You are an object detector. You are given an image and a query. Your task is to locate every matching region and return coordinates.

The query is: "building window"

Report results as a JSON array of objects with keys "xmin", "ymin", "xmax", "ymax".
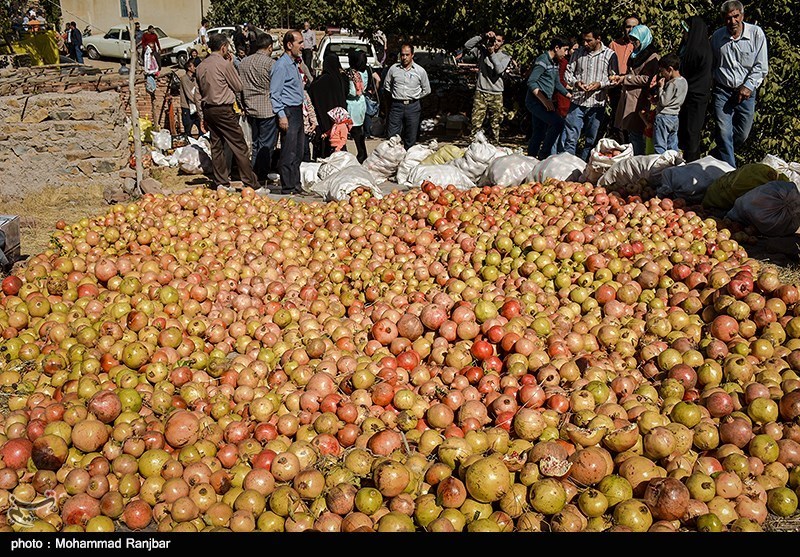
[{"xmin": 120, "ymin": 0, "xmax": 139, "ymax": 18}]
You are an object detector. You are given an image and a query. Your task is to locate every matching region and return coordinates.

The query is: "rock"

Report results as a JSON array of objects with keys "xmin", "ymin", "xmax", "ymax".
[
  {"xmin": 122, "ymin": 177, "xmax": 137, "ymax": 194},
  {"xmin": 70, "ymin": 110, "xmax": 94, "ymax": 120},
  {"xmin": 95, "ymin": 159, "xmax": 119, "ymax": 173},
  {"xmin": 103, "ymin": 183, "xmax": 131, "ymax": 204},
  {"xmin": 22, "ymin": 107, "xmax": 49, "ymax": 123},
  {"xmin": 77, "ymin": 160, "xmax": 94, "ymax": 175},
  {"xmin": 119, "ymin": 168, "xmax": 137, "ymax": 179},
  {"xmin": 11, "ymin": 145, "xmax": 28, "ymax": 157},
  {"xmin": 65, "ymin": 150, "xmax": 92, "ymax": 161},
  {"xmin": 140, "ymin": 177, "xmax": 164, "ymax": 195},
  {"xmin": 50, "ymin": 110, "xmax": 72, "ymax": 121}
]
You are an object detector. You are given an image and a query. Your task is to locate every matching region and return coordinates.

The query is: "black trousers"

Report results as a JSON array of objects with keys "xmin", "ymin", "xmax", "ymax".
[
  {"xmin": 386, "ymin": 99, "xmax": 421, "ymax": 149},
  {"xmin": 350, "ymin": 125, "xmax": 368, "ymax": 163},
  {"xmin": 278, "ymin": 105, "xmax": 305, "ymax": 192},
  {"xmin": 302, "ymin": 48, "xmax": 313, "ymax": 70},
  {"xmin": 679, "ymin": 92, "xmax": 711, "ymax": 163}
]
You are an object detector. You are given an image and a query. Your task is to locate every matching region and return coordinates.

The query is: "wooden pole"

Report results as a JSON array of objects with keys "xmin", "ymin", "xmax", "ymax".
[{"xmin": 127, "ymin": 0, "xmax": 143, "ymax": 194}]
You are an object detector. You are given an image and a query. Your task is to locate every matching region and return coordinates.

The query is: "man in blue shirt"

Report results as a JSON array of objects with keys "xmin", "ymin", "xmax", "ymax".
[
  {"xmin": 525, "ymin": 37, "xmax": 572, "ymax": 159},
  {"xmin": 270, "ymin": 30, "xmax": 306, "ymax": 194},
  {"xmin": 710, "ymin": 0, "xmax": 769, "ymax": 167}
]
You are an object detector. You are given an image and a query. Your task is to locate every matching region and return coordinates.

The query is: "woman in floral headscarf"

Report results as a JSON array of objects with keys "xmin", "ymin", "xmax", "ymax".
[{"xmin": 609, "ymin": 24, "xmax": 660, "ymax": 155}]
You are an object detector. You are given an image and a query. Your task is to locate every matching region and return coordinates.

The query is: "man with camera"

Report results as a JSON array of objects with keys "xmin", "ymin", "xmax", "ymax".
[{"xmin": 463, "ymin": 31, "xmax": 513, "ymax": 143}]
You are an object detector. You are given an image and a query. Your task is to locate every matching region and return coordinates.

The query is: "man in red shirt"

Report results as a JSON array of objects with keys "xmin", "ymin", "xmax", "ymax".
[{"xmin": 141, "ymin": 25, "xmax": 162, "ymax": 69}]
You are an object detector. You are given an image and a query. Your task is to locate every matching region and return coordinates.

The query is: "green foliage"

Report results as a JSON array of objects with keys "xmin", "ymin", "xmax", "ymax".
[
  {"xmin": 205, "ymin": 0, "xmax": 335, "ymax": 31},
  {"xmin": 207, "ymin": 0, "xmax": 799, "ymax": 162}
]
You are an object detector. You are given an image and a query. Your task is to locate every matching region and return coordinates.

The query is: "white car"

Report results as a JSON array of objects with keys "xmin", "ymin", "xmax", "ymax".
[
  {"xmin": 311, "ymin": 34, "xmax": 379, "ymax": 77},
  {"xmin": 83, "ymin": 25, "xmax": 183, "ymax": 64},
  {"xmin": 172, "ymin": 26, "xmax": 276, "ymax": 67}
]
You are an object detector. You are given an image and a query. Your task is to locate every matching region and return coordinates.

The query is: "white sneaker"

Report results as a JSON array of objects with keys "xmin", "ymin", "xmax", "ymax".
[{"xmin": 216, "ymin": 184, "xmax": 236, "ymax": 193}]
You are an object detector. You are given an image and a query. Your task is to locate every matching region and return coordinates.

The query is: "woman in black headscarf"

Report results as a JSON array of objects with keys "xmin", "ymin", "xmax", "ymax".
[
  {"xmin": 678, "ymin": 15, "xmax": 713, "ymax": 162},
  {"xmin": 309, "ymin": 52, "xmax": 348, "ymax": 159}
]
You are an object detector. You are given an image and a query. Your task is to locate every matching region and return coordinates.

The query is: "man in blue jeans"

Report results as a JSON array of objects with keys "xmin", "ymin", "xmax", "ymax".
[
  {"xmin": 561, "ymin": 29, "xmax": 618, "ymax": 160},
  {"xmin": 383, "ymin": 44, "xmax": 431, "ymax": 149},
  {"xmin": 525, "ymin": 37, "xmax": 572, "ymax": 159},
  {"xmin": 710, "ymin": 0, "xmax": 768, "ymax": 167},
  {"xmin": 270, "ymin": 31, "xmax": 306, "ymax": 194}
]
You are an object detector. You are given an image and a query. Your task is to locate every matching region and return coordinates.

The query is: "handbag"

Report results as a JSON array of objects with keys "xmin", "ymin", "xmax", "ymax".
[
  {"xmin": 364, "ymin": 69, "xmax": 380, "ymax": 117},
  {"xmin": 365, "ymin": 95, "xmax": 379, "ymax": 117}
]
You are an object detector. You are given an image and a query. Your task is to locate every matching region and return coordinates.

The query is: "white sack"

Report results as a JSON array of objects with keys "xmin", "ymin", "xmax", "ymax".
[
  {"xmin": 318, "ymin": 151, "xmax": 360, "ymax": 181},
  {"xmin": 656, "ymin": 156, "xmax": 735, "ymax": 202},
  {"xmin": 598, "ymin": 150, "xmax": 684, "ymax": 188},
  {"xmin": 408, "ymin": 164, "xmax": 476, "ymax": 191},
  {"xmin": 726, "ymin": 181, "xmax": 800, "ymax": 237},
  {"xmin": 581, "ymin": 138, "xmax": 634, "ymax": 183},
  {"xmin": 396, "ymin": 140, "xmax": 438, "ymax": 188},
  {"xmin": 480, "ymin": 154, "xmax": 539, "ymax": 187},
  {"xmin": 363, "ymin": 135, "xmax": 407, "ymax": 181},
  {"xmin": 150, "ymin": 150, "xmax": 173, "ymax": 167},
  {"xmin": 761, "ymin": 154, "xmax": 800, "ymax": 188},
  {"xmin": 300, "ymin": 162, "xmax": 323, "ymax": 194},
  {"xmin": 451, "ymin": 131, "xmax": 499, "ymax": 183},
  {"xmin": 151, "ymin": 129, "xmax": 172, "ymax": 151},
  {"xmin": 176, "ymin": 145, "xmax": 213, "ymax": 175},
  {"xmin": 239, "ymin": 114, "xmax": 252, "ymax": 157},
  {"xmin": 310, "ymin": 165, "xmax": 384, "ymax": 201},
  {"xmin": 527, "ymin": 152, "xmax": 586, "ymax": 183}
]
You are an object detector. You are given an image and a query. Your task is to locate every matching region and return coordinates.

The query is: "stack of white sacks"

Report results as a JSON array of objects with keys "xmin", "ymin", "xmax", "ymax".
[{"xmin": 169, "ymin": 126, "xmax": 799, "ymax": 238}]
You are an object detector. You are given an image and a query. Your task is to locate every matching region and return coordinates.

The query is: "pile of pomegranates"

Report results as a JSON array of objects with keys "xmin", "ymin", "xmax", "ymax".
[{"xmin": 1, "ymin": 179, "xmax": 799, "ymax": 532}]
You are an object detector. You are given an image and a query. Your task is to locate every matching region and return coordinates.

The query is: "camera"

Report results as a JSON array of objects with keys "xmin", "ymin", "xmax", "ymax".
[{"xmin": 483, "ymin": 33, "xmax": 496, "ymax": 48}]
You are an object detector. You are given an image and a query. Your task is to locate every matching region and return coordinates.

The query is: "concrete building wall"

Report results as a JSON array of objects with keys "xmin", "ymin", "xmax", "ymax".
[{"xmin": 60, "ymin": 0, "xmax": 209, "ymax": 41}]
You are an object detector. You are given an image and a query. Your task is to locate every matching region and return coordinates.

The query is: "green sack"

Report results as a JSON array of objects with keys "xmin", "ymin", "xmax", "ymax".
[
  {"xmin": 703, "ymin": 163, "xmax": 789, "ymax": 211},
  {"xmin": 421, "ymin": 144, "xmax": 465, "ymax": 166}
]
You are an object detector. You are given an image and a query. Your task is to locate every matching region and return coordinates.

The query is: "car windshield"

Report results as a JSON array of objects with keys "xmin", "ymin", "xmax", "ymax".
[
  {"xmin": 328, "ymin": 43, "xmax": 370, "ymax": 58},
  {"xmin": 414, "ymin": 51, "xmax": 456, "ymax": 67},
  {"xmin": 154, "ymin": 27, "xmax": 167, "ymax": 39}
]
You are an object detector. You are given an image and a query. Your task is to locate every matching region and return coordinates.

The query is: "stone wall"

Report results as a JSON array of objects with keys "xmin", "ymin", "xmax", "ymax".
[
  {"xmin": 0, "ymin": 65, "xmax": 192, "ymax": 200},
  {"xmin": 0, "ymin": 91, "xmax": 128, "ymax": 198}
]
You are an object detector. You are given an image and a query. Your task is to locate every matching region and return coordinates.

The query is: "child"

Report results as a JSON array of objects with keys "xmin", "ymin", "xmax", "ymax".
[{"xmin": 653, "ymin": 53, "xmax": 687, "ymax": 154}]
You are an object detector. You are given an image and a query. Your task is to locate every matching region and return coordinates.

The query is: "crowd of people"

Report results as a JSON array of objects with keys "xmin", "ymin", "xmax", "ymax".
[
  {"xmin": 182, "ymin": 0, "xmax": 766, "ymax": 195},
  {"xmin": 189, "ymin": 25, "xmax": 429, "ymax": 195},
  {"xmin": 524, "ymin": 1, "xmax": 768, "ymax": 168},
  {"xmin": 9, "ymin": 7, "xmax": 49, "ymax": 39}
]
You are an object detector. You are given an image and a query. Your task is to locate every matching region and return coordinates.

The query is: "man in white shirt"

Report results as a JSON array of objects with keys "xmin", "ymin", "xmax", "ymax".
[
  {"xmin": 198, "ymin": 19, "xmax": 209, "ymax": 48},
  {"xmin": 710, "ymin": 0, "xmax": 768, "ymax": 167},
  {"xmin": 301, "ymin": 22, "xmax": 316, "ymax": 72},
  {"xmin": 383, "ymin": 43, "xmax": 431, "ymax": 149}
]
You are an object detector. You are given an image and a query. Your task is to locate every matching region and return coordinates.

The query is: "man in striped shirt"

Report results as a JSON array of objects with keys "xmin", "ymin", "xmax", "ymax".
[
  {"xmin": 560, "ymin": 29, "xmax": 618, "ymax": 160},
  {"xmin": 239, "ymin": 33, "xmax": 276, "ymax": 183}
]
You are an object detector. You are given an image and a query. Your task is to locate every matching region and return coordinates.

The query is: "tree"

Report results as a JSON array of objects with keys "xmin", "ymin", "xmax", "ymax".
[{"xmin": 205, "ymin": 0, "xmax": 335, "ymax": 31}]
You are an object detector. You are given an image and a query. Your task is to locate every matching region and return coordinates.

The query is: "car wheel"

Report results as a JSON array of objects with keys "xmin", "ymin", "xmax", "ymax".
[
  {"xmin": 176, "ymin": 51, "xmax": 188, "ymax": 67},
  {"xmin": 86, "ymin": 46, "xmax": 100, "ymax": 60}
]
